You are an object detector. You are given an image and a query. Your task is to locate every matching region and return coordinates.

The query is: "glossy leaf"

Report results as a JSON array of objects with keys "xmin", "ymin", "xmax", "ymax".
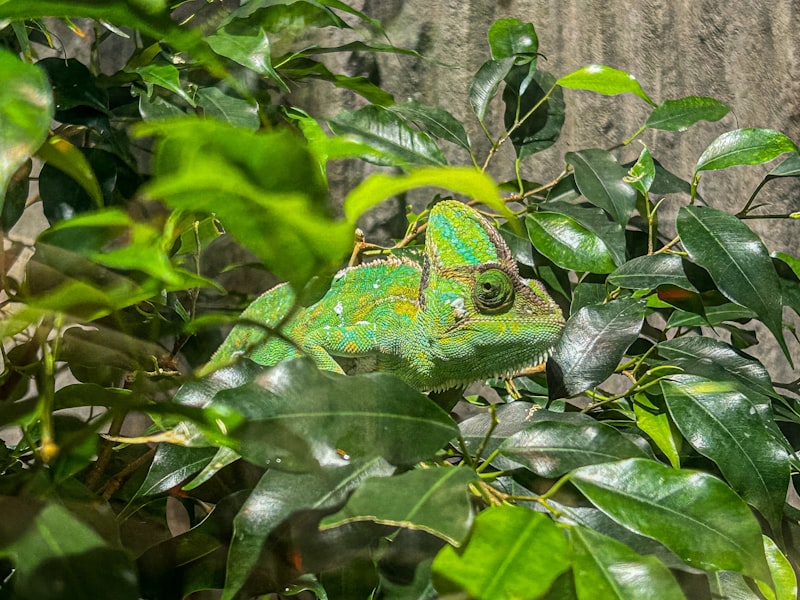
[
  {"xmin": 677, "ymin": 205, "xmax": 791, "ymax": 364},
  {"xmin": 35, "ymin": 136, "xmax": 103, "ymax": 209},
  {"xmin": 556, "ymin": 65, "xmax": 655, "ymax": 105},
  {"xmin": 760, "ymin": 535, "xmax": 798, "ymax": 600},
  {"xmin": 432, "ymin": 506, "xmax": 569, "ymax": 600},
  {"xmin": 548, "ymin": 298, "xmax": 646, "ymax": 398},
  {"xmin": 566, "ymin": 149, "xmax": 637, "ymax": 225},
  {"xmin": 665, "ymin": 302, "xmax": 756, "ymax": 328},
  {"xmin": 661, "ymin": 374, "xmax": 789, "ymax": 532},
  {"xmin": 329, "ymin": 105, "xmax": 447, "ymax": 167},
  {"xmin": 626, "ymin": 144, "xmax": 655, "ymax": 193},
  {"xmin": 503, "ymin": 67, "xmax": 565, "ymax": 157},
  {"xmin": 488, "ymin": 18, "xmax": 538, "ymax": 60},
  {"xmin": 646, "ymin": 96, "xmax": 730, "ymax": 131},
  {"xmin": 540, "ymin": 201, "xmax": 626, "ymax": 266},
  {"xmin": 469, "ymin": 57, "xmax": 515, "ymax": 123},
  {"xmin": 571, "ymin": 458, "xmax": 771, "ymax": 582},
  {"xmin": 569, "ymin": 526, "xmax": 685, "ymax": 600},
  {"xmin": 136, "ymin": 445, "xmax": 218, "ymax": 497},
  {"xmin": 391, "ymin": 99, "xmax": 471, "ymax": 150},
  {"xmin": 608, "ymin": 254, "xmax": 698, "ymax": 292},
  {"xmin": 224, "ymin": 458, "xmax": 394, "ymax": 600},
  {"xmin": 134, "ymin": 63, "xmax": 196, "ymax": 106},
  {"xmin": 205, "ymin": 28, "xmax": 288, "ymax": 90},
  {"xmin": 0, "ymin": 49, "xmax": 53, "ymax": 205},
  {"xmin": 320, "ymin": 467, "xmax": 475, "ymax": 545},
  {"xmin": 633, "ymin": 393, "xmax": 681, "ymax": 469},
  {"xmin": 695, "ymin": 128, "xmax": 798, "ymax": 172},
  {"xmin": 499, "ymin": 419, "xmax": 647, "ymax": 477},
  {"xmin": 766, "ymin": 152, "xmax": 800, "ymax": 178},
  {"xmin": 526, "ymin": 212, "xmax": 617, "ymax": 273}
]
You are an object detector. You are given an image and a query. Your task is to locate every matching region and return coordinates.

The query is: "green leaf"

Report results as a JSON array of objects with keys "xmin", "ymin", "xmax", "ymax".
[
  {"xmin": 549, "ymin": 298, "xmax": 645, "ymax": 398},
  {"xmin": 665, "ymin": 302, "xmax": 756, "ymax": 328},
  {"xmin": 556, "ymin": 65, "xmax": 655, "ymax": 105},
  {"xmin": 320, "ymin": 467, "xmax": 476, "ymax": 545},
  {"xmin": 0, "ymin": 49, "xmax": 53, "ymax": 206},
  {"xmin": 695, "ymin": 128, "xmax": 798, "ymax": 173},
  {"xmin": 35, "ymin": 135, "xmax": 103, "ymax": 209},
  {"xmin": 646, "ymin": 96, "xmax": 730, "ymax": 131},
  {"xmin": 571, "ymin": 458, "xmax": 771, "ymax": 582},
  {"xmin": 760, "ymin": 535, "xmax": 798, "ymax": 600},
  {"xmin": 660, "ymin": 374, "xmax": 790, "ymax": 533},
  {"xmin": 767, "ymin": 152, "xmax": 800, "ymax": 178},
  {"xmin": 469, "ymin": 57, "xmax": 515, "ymax": 124},
  {"xmin": 526, "ymin": 212, "xmax": 617, "ymax": 273},
  {"xmin": 569, "ymin": 525, "xmax": 685, "ymax": 600},
  {"xmin": 676, "ymin": 205, "xmax": 791, "ymax": 365},
  {"xmin": 343, "ymin": 167, "xmax": 512, "ymax": 225},
  {"xmin": 565, "ymin": 149, "xmax": 637, "ymax": 225},
  {"xmin": 223, "ymin": 457, "xmax": 393, "ymax": 600},
  {"xmin": 488, "ymin": 18, "xmax": 538, "ymax": 60},
  {"xmin": 633, "ymin": 392, "xmax": 681, "ymax": 469},
  {"xmin": 196, "ymin": 87, "xmax": 259, "ymax": 129},
  {"xmin": 432, "ymin": 506, "xmax": 569, "ymax": 600},
  {"xmin": 626, "ymin": 144, "xmax": 655, "ymax": 194},
  {"xmin": 329, "ymin": 105, "xmax": 447, "ymax": 167},
  {"xmin": 212, "ymin": 360, "xmax": 458, "ymax": 470},
  {"xmin": 134, "ymin": 63, "xmax": 196, "ymax": 106},
  {"xmin": 136, "ymin": 445, "xmax": 218, "ymax": 497},
  {"xmin": 540, "ymin": 201, "xmax": 626, "ymax": 266},
  {"xmin": 608, "ymin": 254, "xmax": 698, "ymax": 292},
  {"xmin": 503, "ymin": 67, "xmax": 565, "ymax": 158},
  {"xmin": 391, "ymin": 99, "xmax": 471, "ymax": 150},
  {"xmin": 499, "ymin": 419, "xmax": 647, "ymax": 477},
  {"xmin": 205, "ymin": 28, "xmax": 288, "ymax": 90}
]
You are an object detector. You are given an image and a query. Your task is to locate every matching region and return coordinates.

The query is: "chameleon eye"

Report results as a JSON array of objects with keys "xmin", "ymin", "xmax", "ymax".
[{"xmin": 473, "ymin": 269, "xmax": 514, "ymax": 314}]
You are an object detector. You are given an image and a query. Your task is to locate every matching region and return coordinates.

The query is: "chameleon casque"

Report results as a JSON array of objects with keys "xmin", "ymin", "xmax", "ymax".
[{"xmin": 211, "ymin": 201, "xmax": 565, "ymax": 391}]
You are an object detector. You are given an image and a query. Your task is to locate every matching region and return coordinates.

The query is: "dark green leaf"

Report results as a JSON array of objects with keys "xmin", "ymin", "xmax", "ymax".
[
  {"xmin": 136, "ymin": 445, "xmax": 218, "ymax": 497},
  {"xmin": 526, "ymin": 212, "xmax": 618, "ymax": 273},
  {"xmin": 540, "ymin": 201, "xmax": 626, "ymax": 266},
  {"xmin": 548, "ymin": 298, "xmax": 646, "ymax": 397},
  {"xmin": 35, "ymin": 136, "xmax": 104, "ymax": 209},
  {"xmin": 320, "ymin": 467, "xmax": 475, "ymax": 545},
  {"xmin": 500, "ymin": 419, "xmax": 647, "ymax": 477},
  {"xmin": 695, "ymin": 128, "xmax": 798, "ymax": 172},
  {"xmin": 676, "ymin": 205, "xmax": 791, "ymax": 364},
  {"xmin": 566, "ymin": 149, "xmax": 637, "ymax": 225},
  {"xmin": 391, "ymin": 99, "xmax": 471, "ymax": 150},
  {"xmin": 767, "ymin": 152, "xmax": 800, "ymax": 178},
  {"xmin": 329, "ymin": 105, "xmax": 447, "ymax": 167},
  {"xmin": 570, "ymin": 526, "xmax": 685, "ymax": 600},
  {"xmin": 646, "ymin": 96, "xmax": 730, "ymax": 131},
  {"xmin": 608, "ymin": 254, "xmax": 698, "ymax": 292},
  {"xmin": 503, "ymin": 67, "xmax": 564, "ymax": 157},
  {"xmin": 432, "ymin": 506, "xmax": 569, "ymax": 600},
  {"xmin": 488, "ymin": 18, "xmax": 538, "ymax": 60},
  {"xmin": 37, "ymin": 56, "xmax": 107, "ymax": 113},
  {"xmin": 556, "ymin": 65, "xmax": 655, "ymax": 105},
  {"xmin": 571, "ymin": 458, "xmax": 771, "ymax": 582},
  {"xmin": 278, "ymin": 57, "xmax": 395, "ymax": 105},
  {"xmin": 0, "ymin": 49, "xmax": 53, "ymax": 205},
  {"xmin": 661, "ymin": 374, "xmax": 789, "ymax": 532},
  {"xmin": 224, "ymin": 457, "xmax": 393, "ymax": 600},
  {"xmin": 469, "ymin": 57, "xmax": 514, "ymax": 124},
  {"xmin": 665, "ymin": 302, "xmax": 756, "ymax": 328}
]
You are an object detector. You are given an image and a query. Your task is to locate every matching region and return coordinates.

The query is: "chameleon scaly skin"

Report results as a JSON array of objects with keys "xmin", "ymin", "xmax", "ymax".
[{"xmin": 210, "ymin": 201, "xmax": 565, "ymax": 391}]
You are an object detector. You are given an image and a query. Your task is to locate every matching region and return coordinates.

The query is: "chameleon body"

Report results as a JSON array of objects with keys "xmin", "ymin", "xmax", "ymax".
[{"xmin": 211, "ymin": 201, "xmax": 565, "ymax": 391}]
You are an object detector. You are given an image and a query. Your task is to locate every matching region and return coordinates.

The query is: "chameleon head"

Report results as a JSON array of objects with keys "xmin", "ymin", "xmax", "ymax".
[{"xmin": 412, "ymin": 201, "xmax": 565, "ymax": 390}]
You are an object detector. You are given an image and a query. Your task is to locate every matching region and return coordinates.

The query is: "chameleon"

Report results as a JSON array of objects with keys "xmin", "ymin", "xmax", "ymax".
[{"xmin": 210, "ymin": 200, "xmax": 565, "ymax": 391}]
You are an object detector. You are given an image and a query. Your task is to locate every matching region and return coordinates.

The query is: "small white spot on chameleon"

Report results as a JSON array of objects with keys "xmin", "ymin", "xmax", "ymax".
[
  {"xmin": 324, "ymin": 325, "xmax": 331, "ymax": 330},
  {"xmin": 373, "ymin": 282, "xmax": 380, "ymax": 289},
  {"xmin": 355, "ymin": 320, "xmax": 370, "ymax": 326},
  {"xmin": 450, "ymin": 297, "xmax": 467, "ymax": 319},
  {"xmin": 334, "ymin": 300, "xmax": 344, "ymax": 316}
]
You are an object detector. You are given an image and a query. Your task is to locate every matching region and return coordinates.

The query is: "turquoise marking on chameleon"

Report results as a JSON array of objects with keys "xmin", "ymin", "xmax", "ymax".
[{"xmin": 210, "ymin": 201, "xmax": 565, "ymax": 391}]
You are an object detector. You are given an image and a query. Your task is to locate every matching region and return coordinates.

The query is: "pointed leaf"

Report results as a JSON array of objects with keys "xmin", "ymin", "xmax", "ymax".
[
  {"xmin": 329, "ymin": 105, "xmax": 446, "ymax": 167},
  {"xmin": 608, "ymin": 254, "xmax": 698, "ymax": 292},
  {"xmin": 196, "ymin": 87, "xmax": 259, "ymax": 129},
  {"xmin": 35, "ymin": 135, "xmax": 103, "ymax": 208},
  {"xmin": 320, "ymin": 467, "xmax": 475, "ymax": 545},
  {"xmin": 391, "ymin": 99, "xmax": 471, "ymax": 150},
  {"xmin": 767, "ymin": 152, "xmax": 800, "ymax": 178},
  {"xmin": 541, "ymin": 201, "xmax": 626, "ymax": 266},
  {"xmin": 676, "ymin": 205, "xmax": 791, "ymax": 364},
  {"xmin": 556, "ymin": 65, "xmax": 655, "ymax": 105},
  {"xmin": 626, "ymin": 144, "xmax": 655, "ymax": 193},
  {"xmin": 566, "ymin": 149, "xmax": 637, "ymax": 225},
  {"xmin": 503, "ymin": 67, "xmax": 565, "ymax": 157},
  {"xmin": 695, "ymin": 128, "xmax": 798, "ymax": 172},
  {"xmin": 572, "ymin": 458, "xmax": 771, "ymax": 581},
  {"xmin": 469, "ymin": 57, "xmax": 515, "ymax": 123},
  {"xmin": 432, "ymin": 506, "xmax": 569, "ymax": 600},
  {"xmin": 760, "ymin": 535, "xmax": 798, "ymax": 600},
  {"xmin": 660, "ymin": 374, "xmax": 789, "ymax": 532},
  {"xmin": 0, "ymin": 49, "xmax": 53, "ymax": 205},
  {"xmin": 646, "ymin": 96, "xmax": 729, "ymax": 131},
  {"xmin": 488, "ymin": 18, "xmax": 538, "ymax": 60},
  {"xmin": 633, "ymin": 393, "xmax": 681, "ymax": 469},
  {"xmin": 500, "ymin": 419, "xmax": 647, "ymax": 477},
  {"xmin": 526, "ymin": 212, "xmax": 618, "ymax": 273},
  {"xmin": 570, "ymin": 526, "xmax": 685, "ymax": 600},
  {"xmin": 205, "ymin": 28, "xmax": 288, "ymax": 90},
  {"xmin": 134, "ymin": 63, "xmax": 196, "ymax": 106},
  {"xmin": 548, "ymin": 298, "xmax": 645, "ymax": 397}
]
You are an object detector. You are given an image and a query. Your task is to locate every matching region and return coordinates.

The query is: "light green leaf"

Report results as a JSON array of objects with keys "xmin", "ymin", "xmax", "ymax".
[
  {"xmin": 646, "ymin": 96, "xmax": 730, "ymax": 131},
  {"xmin": 0, "ymin": 49, "xmax": 53, "ymax": 206},
  {"xmin": 320, "ymin": 467, "xmax": 476, "ymax": 545},
  {"xmin": 634, "ymin": 392, "xmax": 681, "ymax": 469},
  {"xmin": 626, "ymin": 144, "xmax": 655, "ymax": 193},
  {"xmin": 695, "ymin": 128, "xmax": 798, "ymax": 172},
  {"xmin": 432, "ymin": 506, "xmax": 569, "ymax": 600},
  {"xmin": 759, "ymin": 535, "xmax": 798, "ymax": 600},
  {"xmin": 571, "ymin": 458, "xmax": 771, "ymax": 582},
  {"xmin": 677, "ymin": 205, "xmax": 791, "ymax": 365},
  {"xmin": 196, "ymin": 87, "xmax": 259, "ymax": 129},
  {"xmin": 134, "ymin": 63, "xmax": 196, "ymax": 106},
  {"xmin": 205, "ymin": 28, "xmax": 288, "ymax": 90},
  {"xmin": 556, "ymin": 64, "xmax": 655, "ymax": 105},
  {"xmin": 488, "ymin": 18, "xmax": 538, "ymax": 60}
]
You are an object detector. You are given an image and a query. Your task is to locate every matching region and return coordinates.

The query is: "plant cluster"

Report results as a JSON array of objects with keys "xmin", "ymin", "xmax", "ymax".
[{"xmin": 1, "ymin": 2, "xmax": 799, "ymax": 599}]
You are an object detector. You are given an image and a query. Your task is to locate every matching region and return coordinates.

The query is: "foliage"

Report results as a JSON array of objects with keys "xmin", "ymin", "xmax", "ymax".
[{"xmin": 1, "ymin": 3, "xmax": 800, "ymax": 599}]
